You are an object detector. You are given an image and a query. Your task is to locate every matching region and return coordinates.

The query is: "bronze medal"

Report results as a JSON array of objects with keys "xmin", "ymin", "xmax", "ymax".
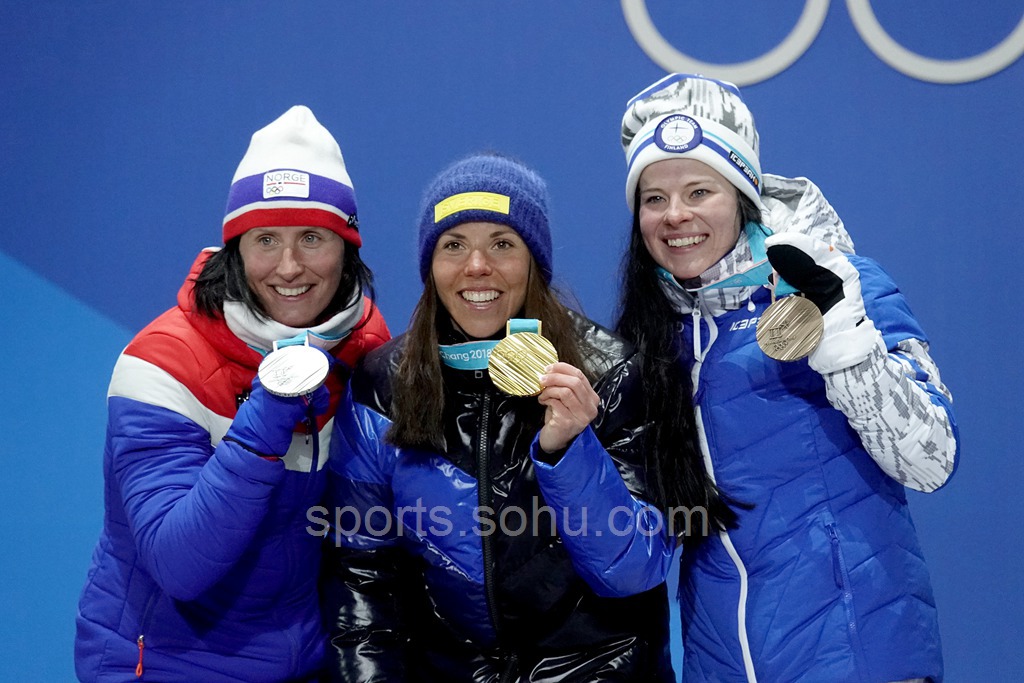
[
  {"xmin": 756, "ymin": 295, "xmax": 823, "ymax": 362},
  {"xmin": 488, "ymin": 323, "xmax": 558, "ymax": 396}
]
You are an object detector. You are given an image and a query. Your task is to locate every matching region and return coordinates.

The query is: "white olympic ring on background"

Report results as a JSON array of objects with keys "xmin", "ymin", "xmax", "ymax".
[{"xmin": 621, "ymin": 0, "xmax": 1024, "ymax": 85}]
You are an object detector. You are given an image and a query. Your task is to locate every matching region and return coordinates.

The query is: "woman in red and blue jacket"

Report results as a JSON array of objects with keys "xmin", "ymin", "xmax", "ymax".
[{"xmin": 75, "ymin": 105, "xmax": 389, "ymax": 682}]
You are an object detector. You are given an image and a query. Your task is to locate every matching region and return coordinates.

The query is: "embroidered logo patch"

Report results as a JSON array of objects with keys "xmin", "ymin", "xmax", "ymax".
[
  {"xmin": 263, "ymin": 170, "xmax": 310, "ymax": 199},
  {"xmin": 655, "ymin": 114, "xmax": 702, "ymax": 153}
]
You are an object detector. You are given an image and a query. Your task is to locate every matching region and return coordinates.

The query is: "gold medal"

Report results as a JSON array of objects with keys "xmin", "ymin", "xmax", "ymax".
[
  {"xmin": 488, "ymin": 321, "xmax": 558, "ymax": 396},
  {"xmin": 756, "ymin": 294, "xmax": 823, "ymax": 362}
]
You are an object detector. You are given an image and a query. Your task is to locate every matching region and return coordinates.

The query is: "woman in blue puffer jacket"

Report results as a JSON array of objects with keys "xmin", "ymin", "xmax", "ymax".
[
  {"xmin": 320, "ymin": 153, "xmax": 736, "ymax": 682},
  {"xmin": 612, "ymin": 73, "xmax": 959, "ymax": 683}
]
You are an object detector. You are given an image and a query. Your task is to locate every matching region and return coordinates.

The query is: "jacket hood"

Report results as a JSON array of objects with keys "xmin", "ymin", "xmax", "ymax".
[{"xmin": 761, "ymin": 174, "xmax": 854, "ymax": 253}]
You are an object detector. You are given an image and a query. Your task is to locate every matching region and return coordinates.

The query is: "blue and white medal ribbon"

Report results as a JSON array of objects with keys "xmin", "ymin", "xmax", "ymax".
[
  {"xmin": 438, "ymin": 319, "xmax": 544, "ymax": 370},
  {"xmin": 438, "ymin": 339, "xmax": 499, "ymax": 370}
]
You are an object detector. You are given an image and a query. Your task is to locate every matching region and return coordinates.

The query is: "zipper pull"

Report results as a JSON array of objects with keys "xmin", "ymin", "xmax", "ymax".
[
  {"xmin": 691, "ymin": 304, "xmax": 703, "ymax": 359},
  {"xmin": 135, "ymin": 635, "xmax": 145, "ymax": 678},
  {"xmin": 303, "ymin": 395, "xmax": 313, "ymax": 445}
]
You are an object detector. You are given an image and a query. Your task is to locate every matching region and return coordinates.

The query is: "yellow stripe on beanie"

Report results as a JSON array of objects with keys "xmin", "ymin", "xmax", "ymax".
[{"xmin": 434, "ymin": 192, "xmax": 511, "ymax": 223}]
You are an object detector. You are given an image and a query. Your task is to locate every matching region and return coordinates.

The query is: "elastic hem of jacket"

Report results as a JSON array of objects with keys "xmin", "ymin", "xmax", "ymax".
[
  {"xmin": 532, "ymin": 439, "xmax": 568, "ymax": 465},
  {"xmin": 222, "ymin": 435, "xmax": 281, "ymax": 461}
]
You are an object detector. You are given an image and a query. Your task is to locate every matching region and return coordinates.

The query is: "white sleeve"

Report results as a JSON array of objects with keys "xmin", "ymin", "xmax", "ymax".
[{"xmin": 821, "ymin": 335, "xmax": 957, "ymax": 492}]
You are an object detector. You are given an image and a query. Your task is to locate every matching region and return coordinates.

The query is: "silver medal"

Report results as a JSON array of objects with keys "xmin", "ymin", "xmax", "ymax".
[{"xmin": 257, "ymin": 344, "xmax": 330, "ymax": 397}]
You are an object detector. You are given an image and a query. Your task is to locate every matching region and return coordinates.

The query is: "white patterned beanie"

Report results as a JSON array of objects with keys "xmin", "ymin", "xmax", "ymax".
[
  {"xmin": 223, "ymin": 105, "xmax": 360, "ymax": 246},
  {"xmin": 621, "ymin": 73, "xmax": 763, "ymax": 213}
]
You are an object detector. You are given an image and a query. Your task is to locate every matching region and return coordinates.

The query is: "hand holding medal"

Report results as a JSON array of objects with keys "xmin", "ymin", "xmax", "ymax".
[
  {"xmin": 488, "ymin": 319, "xmax": 558, "ymax": 396},
  {"xmin": 488, "ymin": 319, "xmax": 599, "ymax": 453},
  {"xmin": 761, "ymin": 233, "xmax": 880, "ymax": 374},
  {"xmin": 226, "ymin": 336, "xmax": 331, "ymax": 460}
]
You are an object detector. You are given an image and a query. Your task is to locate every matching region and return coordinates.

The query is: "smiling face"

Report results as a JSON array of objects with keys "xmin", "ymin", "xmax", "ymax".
[
  {"xmin": 430, "ymin": 221, "xmax": 532, "ymax": 339},
  {"xmin": 637, "ymin": 158, "xmax": 743, "ymax": 281},
  {"xmin": 239, "ymin": 225, "xmax": 345, "ymax": 327}
]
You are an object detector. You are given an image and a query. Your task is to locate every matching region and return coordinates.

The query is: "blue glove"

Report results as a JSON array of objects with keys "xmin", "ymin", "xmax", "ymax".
[
  {"xmin": 225, "ymin": 376, "xmax": 330, "ymax": 458},
  {"xmin": 765, "ymin": 232, "xmax": 880, "ymax": 374}
]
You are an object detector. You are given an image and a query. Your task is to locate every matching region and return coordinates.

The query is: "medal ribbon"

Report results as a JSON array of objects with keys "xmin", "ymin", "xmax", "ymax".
[
  {"xmin": 272, "ymin": 332, "xmax": 312, "ymax": 352},
  {"xmin": 439, "ymin": 319, "xmax": 541, "ymax": 370}
]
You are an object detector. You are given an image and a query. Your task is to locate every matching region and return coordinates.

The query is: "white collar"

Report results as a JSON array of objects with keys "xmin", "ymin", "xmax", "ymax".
[{"xmin": 223, "ymin": 294, "xmax": 365, "ymax": 356}]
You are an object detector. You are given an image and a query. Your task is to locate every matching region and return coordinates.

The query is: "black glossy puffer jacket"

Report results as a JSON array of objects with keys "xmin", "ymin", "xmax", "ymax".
[{"xmin": 322, "ymin": 315, "xmax": 674, "ymax": 682}]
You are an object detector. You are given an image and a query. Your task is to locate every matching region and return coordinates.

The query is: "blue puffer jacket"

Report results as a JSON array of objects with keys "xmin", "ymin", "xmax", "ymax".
[
  {"xmin": 678, "ymin": 256, "xmax": 955, "ymax": 683},
  {"xmin": 321, "ymin": 315, "xmax": 676, "ymax": 682}
]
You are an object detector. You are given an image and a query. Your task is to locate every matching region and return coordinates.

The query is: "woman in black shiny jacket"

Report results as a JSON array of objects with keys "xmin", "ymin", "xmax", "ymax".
[{"xmin": 321, "ymin": 153, "xmax": 729, "ymax": 682}]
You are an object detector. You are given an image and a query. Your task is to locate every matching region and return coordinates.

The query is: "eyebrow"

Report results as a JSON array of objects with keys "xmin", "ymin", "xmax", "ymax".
[
  {"xmin": 640, "ymin": 177, "xmax": 718, "ymax": 193},
  {"xmin": 443, "ymin": 228, "xmax": 518, "ymax": 240}
]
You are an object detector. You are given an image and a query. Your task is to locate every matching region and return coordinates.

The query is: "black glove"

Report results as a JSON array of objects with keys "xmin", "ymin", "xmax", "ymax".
[{"xmin": 765, "ymin": 233, "xmax": 880, "ymax": 374}]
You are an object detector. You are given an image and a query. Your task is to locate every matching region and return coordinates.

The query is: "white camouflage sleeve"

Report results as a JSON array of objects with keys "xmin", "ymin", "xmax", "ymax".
[{"xmin": 821, "ymin": 335, "xmax": 957, "ymax": 492}]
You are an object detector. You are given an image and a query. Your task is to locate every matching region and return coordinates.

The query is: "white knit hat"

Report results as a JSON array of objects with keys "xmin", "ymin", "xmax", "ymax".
[
  {"xmin": 621, "ymin": 73, "xmax": 763, "ymax": 213},
  {"xmin": 222, "ymin": 105, "xmax": 360, "ymax": 246}
]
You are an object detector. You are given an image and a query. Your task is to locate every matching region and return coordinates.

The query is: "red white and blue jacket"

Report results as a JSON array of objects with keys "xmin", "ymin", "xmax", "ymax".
[{"xmin": 75, "ymin": 250, "xmax": 389, "ymax": 682}]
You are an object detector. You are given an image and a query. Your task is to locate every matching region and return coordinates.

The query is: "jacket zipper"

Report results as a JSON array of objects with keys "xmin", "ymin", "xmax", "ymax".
[
  {"xmin": 826, "ymin": 522, "xmax": 871, "ymax": 681},
  {"xmin": 826, "ymin": 523, "xmax": 859, "ymax": 637},
  {"xmin": 305, "ymin": 406, "xmax": 321, "ymax": 497},
  {"xmin": 135, "ymin": 588, "xmax": 161, "ymax": 679},
  {"xmin": 690, "ymin": 300, "xmax": 758, "ymax": 683},
  {"xmin": 476, "ymin": 391, "xmax": 509, "ymax": 671},
  {"xmin": 135, "ymin": 635, "xmax": 144, "ymax": 678},
  {"xmin": 499, "ymin": 653, "xmax": 519, "ymax": 683}
]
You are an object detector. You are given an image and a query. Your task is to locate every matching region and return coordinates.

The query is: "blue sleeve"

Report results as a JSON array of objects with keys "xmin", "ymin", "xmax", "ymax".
[
  {"xmin": 323, "ymin": 384, "xmax": 409, "ymax": 682},
  {"xmin": 109, "ymin": 396, "xmax": 285, "ymax": 601},
  {"xmin": 532, "ymin": 428, "xmax": 675, "ymax": 597},
  {"xmin": 325, "ymin": 388, "xmax": 399, "ymax": 549}
]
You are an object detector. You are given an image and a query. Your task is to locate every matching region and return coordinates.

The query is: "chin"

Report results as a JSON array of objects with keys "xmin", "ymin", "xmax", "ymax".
[
  {"xmin": 273, "ymin": 313, "xmax": 315, "ymax": 328},
  {"xmin": 459, "ymin": 320, "xmax": 504, "ymax": 339},
  {"xmin": 667, "ymin": 262, "xmax": 706, "ymax": 281}
]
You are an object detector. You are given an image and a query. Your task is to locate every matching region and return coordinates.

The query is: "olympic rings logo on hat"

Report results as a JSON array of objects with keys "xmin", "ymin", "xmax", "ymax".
[
  {"xmin": 622, "ymin": 0, "xmax": 1024, "ymax": 85},
  {"xmin": 655, "ymin": 115, "xmax": 702, "ymax": 153}
]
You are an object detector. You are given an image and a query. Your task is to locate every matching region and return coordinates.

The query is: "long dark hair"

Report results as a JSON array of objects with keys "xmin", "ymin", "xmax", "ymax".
[
  {"xmin": 192, "ymin": 237, "xmax": 376, "ymax": 324},
  {"xmin": 387, "ymin": 262, "xmax": 590, "ymax": 451},
  {"xmin": 613, "ymin": 190, "xmax": 760, "ymax": 545}
]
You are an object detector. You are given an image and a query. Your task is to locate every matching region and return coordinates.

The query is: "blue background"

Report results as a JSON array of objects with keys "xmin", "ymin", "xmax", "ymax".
[{"xmin": 2, "ymin": 2, "xmax": 1021, "ymax": 680}]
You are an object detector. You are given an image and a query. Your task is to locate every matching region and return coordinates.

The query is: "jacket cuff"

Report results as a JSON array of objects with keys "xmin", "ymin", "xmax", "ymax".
[{"xmin": 809, "ymin": 318, "xmax": 882, "ymax": 375}]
